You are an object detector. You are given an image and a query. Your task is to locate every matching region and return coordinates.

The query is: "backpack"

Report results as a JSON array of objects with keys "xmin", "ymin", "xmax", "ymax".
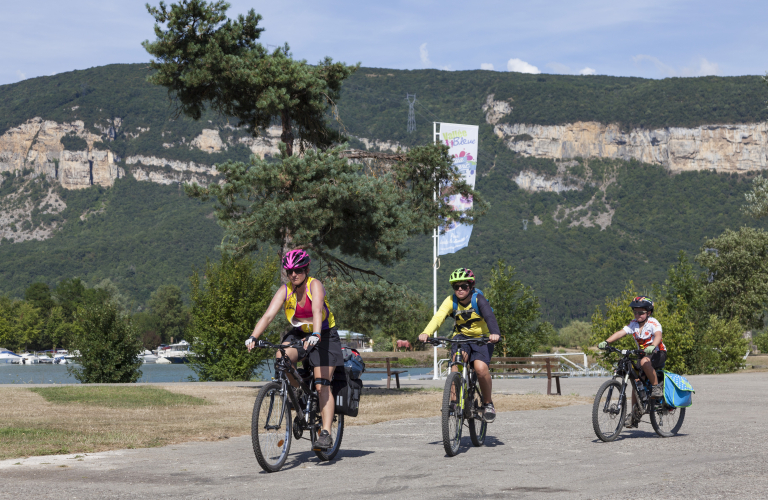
[
  {"xmin": 662, "ymin": 370, "xmax": 694, "ymax": 408},
  {"xmin": 450, "ymin": 288, "xmax": 492, "ymax": 319},
  {"xmin": 341, "ymin": 347, "xmax": 365, "ymax": 379}
]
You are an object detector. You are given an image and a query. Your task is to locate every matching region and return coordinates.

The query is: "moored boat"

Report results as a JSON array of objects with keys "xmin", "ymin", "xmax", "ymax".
[
  {"xmin": 139, "ymin": 349, "xmax": 159, "ymax": 364},
  {"xmin": 0, "ymin": 349, "xmax": 22, "ymax": 364},
  {"xmin": 156, "ymin": 340, "xmax": 195, "ymax": 364}
]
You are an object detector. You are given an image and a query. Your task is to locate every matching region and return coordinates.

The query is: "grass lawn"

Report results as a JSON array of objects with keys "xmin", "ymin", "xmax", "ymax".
[{"xmin": 0, "ymin": 384, "xmax": 590, "ymax": 460}]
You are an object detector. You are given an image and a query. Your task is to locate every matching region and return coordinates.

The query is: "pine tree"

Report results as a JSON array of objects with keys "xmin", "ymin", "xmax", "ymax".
[
  {"xmin": 142, "ymin": 0, "xmax": 358, "ymax": 156},
  {"xmin": 144, "ymin": 1, "xmax": 487, "ymax": 279}
]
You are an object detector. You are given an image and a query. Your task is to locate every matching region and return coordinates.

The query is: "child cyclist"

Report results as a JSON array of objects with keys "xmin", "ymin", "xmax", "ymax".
[
  {"xmin": 597, "ymin": 296, "xmax": 666, "ymax": 428},
  {"xmin": 418, "ymin": 268, "xmax": 500, "ymax": 422},
  {"xmin": 245, "ymin": 249, "xmax": 344, "ymax": 450}
]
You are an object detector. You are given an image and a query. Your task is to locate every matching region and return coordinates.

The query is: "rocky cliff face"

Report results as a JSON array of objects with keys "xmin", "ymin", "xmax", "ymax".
[
  {"xmin": 484, "ymin": 95, "xmax": 768, "ymax": 173},
  {"xmin": 0, "ymin": 118, "xmax": 226, "ymax": 189}
]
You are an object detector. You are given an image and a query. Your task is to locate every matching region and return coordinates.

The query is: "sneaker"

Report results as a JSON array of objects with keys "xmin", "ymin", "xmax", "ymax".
[
  {"xmin": 651, "ymin": 383, "xmax": 664, "ymax": 398},
  {"xmin": 624, "ymin": 414, "xmax": 638, "ymax": 428},
  {"xmin": 483, "ymin": 403, "xmax": 496, "ymax": 423},
  {"xmin": 314, "ymin": 430, "xmax": 332, "ymax": 450}
]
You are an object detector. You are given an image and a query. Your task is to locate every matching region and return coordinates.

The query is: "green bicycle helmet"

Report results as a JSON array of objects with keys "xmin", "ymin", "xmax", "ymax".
[{"xmin": 449, "ymin": 268, "xmax": 475, "ymax": 283}]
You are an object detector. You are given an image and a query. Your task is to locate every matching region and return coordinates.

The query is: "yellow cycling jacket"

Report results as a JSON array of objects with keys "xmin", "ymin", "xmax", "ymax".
[{"xmin": 421, "ymin": 295, "xmax": 491, "ymax": 339}]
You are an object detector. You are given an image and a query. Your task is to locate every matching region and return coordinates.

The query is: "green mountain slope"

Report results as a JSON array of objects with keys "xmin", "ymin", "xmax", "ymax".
[
  {"xmin": 0, "ymin": 176, "xmax": 222, "ymax": 304},
  {"xmin": 0, "ymin": 64, "xmax": 766, "ymax": 321},
  {"xmin": 373, "ymin": 157, "xmax": 768, "ymax": 326}
]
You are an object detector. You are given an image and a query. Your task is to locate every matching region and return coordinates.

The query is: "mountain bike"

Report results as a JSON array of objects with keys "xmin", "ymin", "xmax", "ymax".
[
  {"xmin": 250, "ymin": 339, "xmax": 344, "ymax": 472},
  {"xmin": 423, "ymin": 336, "xmax": 490, "ymax": 456},
  {"xmin": 593, "ymin": 344, "xmax": 685, "ymax": 442}
]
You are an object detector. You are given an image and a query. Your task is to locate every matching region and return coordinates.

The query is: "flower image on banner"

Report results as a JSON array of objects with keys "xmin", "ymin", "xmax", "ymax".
[{"xmin": 437, "ymin": 123, "xmax": 478, "ymax": 255}]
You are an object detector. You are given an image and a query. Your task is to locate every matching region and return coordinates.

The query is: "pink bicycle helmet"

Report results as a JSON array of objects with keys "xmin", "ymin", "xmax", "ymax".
[{"xmin": 282, "ymin": 249, "xmax": 311, "ymax": 269}]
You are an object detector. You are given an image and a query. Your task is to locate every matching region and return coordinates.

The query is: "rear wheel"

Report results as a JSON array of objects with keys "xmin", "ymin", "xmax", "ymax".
[
  {"xmin": 441, "ymin": 372, "xmax": 464, "ymax": 456},
  {"xmin": 592, "ymin": 379, "xmax": 626, "ymax": 442},
  {"xmin": 650, "ymin": 399, "xmax": 685, "ymax": 437},
  {"xmin": 468, "ymin": 386, "xmax": 487, "ymax": 447},
  {"xmin": 252, "ymin": 382, "xmax": 292, "ymax": 472},
  {"xmin": 314, "ymin": 413, "xmax": 344, "ymax": 461}
]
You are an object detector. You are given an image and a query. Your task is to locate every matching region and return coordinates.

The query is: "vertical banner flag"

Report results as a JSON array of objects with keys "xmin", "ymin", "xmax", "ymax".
[{"xmin": 436, "ymin": 123, "xmax": 478, "ymax": 255}]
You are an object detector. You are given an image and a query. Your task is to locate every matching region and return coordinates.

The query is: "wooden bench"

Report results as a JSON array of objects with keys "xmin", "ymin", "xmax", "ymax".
[
  {"xmin": 362, "ymin": 357, "xmax": 408, "ymax": 389},
  {"xmin": 488, "ymin": 357, "xmax": 568, "ymax": 395}
]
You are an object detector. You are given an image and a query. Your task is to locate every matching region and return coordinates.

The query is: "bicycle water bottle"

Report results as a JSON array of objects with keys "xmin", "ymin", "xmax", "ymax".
[{"xmin": 636, "ymin": 380, "xmax": 647, "ymax": 403}]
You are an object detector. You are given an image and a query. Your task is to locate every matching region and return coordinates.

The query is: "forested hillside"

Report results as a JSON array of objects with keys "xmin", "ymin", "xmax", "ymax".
[
  {"xmin": 0, "ymin": 175, "xmax": 222, "ymax": 303},
  {"xmin": 0, "ymin": 64, "xmax": 766, "ymax": 323}
]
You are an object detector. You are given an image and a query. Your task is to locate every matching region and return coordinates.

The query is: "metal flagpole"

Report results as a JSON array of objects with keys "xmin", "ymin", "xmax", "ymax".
[{"xmin": 433, "ymin": 121, "xmax": 439, "ymax": 380}]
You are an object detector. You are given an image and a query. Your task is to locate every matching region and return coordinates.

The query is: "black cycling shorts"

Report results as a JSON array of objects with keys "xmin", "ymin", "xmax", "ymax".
[
  {"xmin": 650, "ymin": 350, "xmax": 667, "ymax": 371},
  {"xmin": 282, "ymin": 327, "xmax": 344, "ymax": 368},
  {"xmin": 450, "ymin": 334, "xmax": 494, "ymax": 366}
]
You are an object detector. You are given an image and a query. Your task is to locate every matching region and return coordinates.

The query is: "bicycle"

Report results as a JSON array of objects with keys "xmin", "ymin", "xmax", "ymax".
[
  {"xmin": 593, "ymin": 344, "xmax": 685, "ymax": 442},
  {"xmin": 423, "ymin": 336, "xmax": 490, "ymax": 456},
  {"xmin": 250, "ymin": 339, "xmax": 344, "ymax": 472}
]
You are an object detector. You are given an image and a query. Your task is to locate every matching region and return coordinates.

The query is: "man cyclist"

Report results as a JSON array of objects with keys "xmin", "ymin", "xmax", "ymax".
[
  {"xmin": 245, "ymin": 249, "xmax": 344, "ymax": 450},
  {"xmin": 418, "ymin": 268, "xmax": 501, "ymax": 422},
  {"xmin": 598, "ymin": 296, "xmax": 666, "ymax": 428}
]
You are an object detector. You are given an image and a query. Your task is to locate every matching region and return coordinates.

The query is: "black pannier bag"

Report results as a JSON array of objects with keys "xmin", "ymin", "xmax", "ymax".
[{"xmin": 332, "ymin": 365, "xmax": 363, "ymax": 417}]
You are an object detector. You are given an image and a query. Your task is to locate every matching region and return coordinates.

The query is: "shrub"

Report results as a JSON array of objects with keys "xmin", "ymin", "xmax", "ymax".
[
  {"xmin": 589, "ymin": 282, "xmax": 694, "ymax": 374},
  {"xmin": 68, "ymin": 302, "xmax": 143, "ymax": 383},
  {"xmin": 686, "ymin": 316, "xmax": 748, "ymax": 373},
  {"xmin": 187, "ymin": 254, "xmax": 281, "ymax": 381},
  {"xmin": 558, "ymin": 320, "xmax": 591, "ymax": 348}
]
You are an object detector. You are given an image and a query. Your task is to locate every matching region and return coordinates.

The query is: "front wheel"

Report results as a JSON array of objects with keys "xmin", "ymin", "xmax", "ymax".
[
  {"xmin": 468, "ymin": 386, "xmax": 487, "ymax": 447},
  {"xmin": 252, "ymin": 381, "xmax": 292, "ymax": 472},
  {"xmin": 441, "ymin": 372, "xmax": 464, "ymax": 456},
  {"xmin": 650, "ymin": 399, "xmax": 685, "ymax": 437},
  {"xmin": 592, "ymin": 379, "xmax": 626, "ymax": 442},
  {"xmin": 314, "ymin": 413, "xmax": 344, "ymax": 461}
]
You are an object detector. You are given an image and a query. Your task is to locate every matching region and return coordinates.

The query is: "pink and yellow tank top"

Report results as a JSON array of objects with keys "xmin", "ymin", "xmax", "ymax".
[{"xmin": 283, "ymin": 276, "xmax": 336, "ymax": 333}]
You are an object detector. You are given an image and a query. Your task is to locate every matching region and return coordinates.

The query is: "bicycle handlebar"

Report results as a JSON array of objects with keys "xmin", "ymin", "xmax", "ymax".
[
  {"xmin": 251, "ymin": 339, "xmax": 305, "ymax": 351},
  {"xmin": 599, "ymin": 344, "xmax": 646, "ymax": 357},
  {"xmin": 422, "ymin": 336, "xmax": 490, "ymax": 347}
]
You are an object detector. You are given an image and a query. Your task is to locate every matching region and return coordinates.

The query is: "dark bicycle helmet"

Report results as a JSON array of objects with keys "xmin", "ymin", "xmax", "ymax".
[
  {"xmin": 449, "ymin": 268, "xmax": 475, "ymax": 283},
  {"xmin": 629, "ymin": 296, "xmax": 654, "ymax": 314},
  {"xmin": 282, "ymin": 249, "xmax": 311, "ymax": 270}
]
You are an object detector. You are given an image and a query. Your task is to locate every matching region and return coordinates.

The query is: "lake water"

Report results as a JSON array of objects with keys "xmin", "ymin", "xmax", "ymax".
[{"xmin": 0, "ymin": 363, "xmax": 435, "ymax": 385}]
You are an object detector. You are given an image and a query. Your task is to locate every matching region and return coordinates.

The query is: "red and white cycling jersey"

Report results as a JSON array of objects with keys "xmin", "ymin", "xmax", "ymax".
[{"xmin": 623, "ymin": 317, "xmax": 666, "ymax": 351}]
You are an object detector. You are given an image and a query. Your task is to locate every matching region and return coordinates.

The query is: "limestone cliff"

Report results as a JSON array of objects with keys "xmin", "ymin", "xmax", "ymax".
[
  {"xmin": 0, "ymin": 180, "xmax": 66, "ymax": 243},
  {"xmin": 484, "ymin": 95, "xmax": 768, "ymax": 173}
]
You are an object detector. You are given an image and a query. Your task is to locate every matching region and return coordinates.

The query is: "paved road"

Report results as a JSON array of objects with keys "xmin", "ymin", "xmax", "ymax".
[{"xmin": 3, "ymin": 372, "xmax": 768, "ymax": 499}]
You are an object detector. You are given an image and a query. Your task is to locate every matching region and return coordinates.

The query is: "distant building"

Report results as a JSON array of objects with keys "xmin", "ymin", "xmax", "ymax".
[{"xmin": 337, "ymin": 330, "xmax": 372, "ymax": 351}]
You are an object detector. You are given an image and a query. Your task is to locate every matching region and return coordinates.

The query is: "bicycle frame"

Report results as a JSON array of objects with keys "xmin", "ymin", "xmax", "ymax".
[
  {"xmin": 435, "ymin": 336, "xmax": 488, "ymax": 420},
  {"xmin": 603, "ymin": 346, "xmax": 652, "ymax": 418},
  {"xmin": 263, "ymin": 341, "xmax": 318, "ymax": 437}
]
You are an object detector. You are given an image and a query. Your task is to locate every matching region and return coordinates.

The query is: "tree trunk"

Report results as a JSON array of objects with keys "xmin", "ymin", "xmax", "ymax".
[
  {"xmin": 279, "ymin": 230, "xmax": 293, "ymax": 284},
  {"xmin": 279, "ymin": 109, "xmax": 293, "ymax": 284},
  {"xmin": 281, "ymin": 109, "xmax": 294, "ymax": 157}
]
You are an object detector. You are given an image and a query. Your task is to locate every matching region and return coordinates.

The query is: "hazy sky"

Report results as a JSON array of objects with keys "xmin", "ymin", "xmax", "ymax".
[{"xmin": 2, "ymin": 0, "xmax": 766, "ymax": 86}]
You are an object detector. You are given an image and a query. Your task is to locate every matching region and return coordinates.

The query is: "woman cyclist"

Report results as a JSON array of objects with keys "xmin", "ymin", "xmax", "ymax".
[
  {"xmin": 245, "ymin": 249, "xmax": 344, "ymax": 450},
  {"xmin": 598, "ymin": 296, "xmax": 666, "ymax": 428},
  {"xmin": 418, "ymin": 268, "xmax": 501, "ymax": 422}
]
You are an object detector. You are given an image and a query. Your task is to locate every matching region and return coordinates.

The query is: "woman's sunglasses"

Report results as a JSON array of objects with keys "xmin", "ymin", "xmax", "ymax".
[
  {"xmin": 452, "ymin": 283, "xmax": 471, "ymax": 291},
  {"xmin": 287, "ymin": 267, "xmax": 307, "ymax": 276}
]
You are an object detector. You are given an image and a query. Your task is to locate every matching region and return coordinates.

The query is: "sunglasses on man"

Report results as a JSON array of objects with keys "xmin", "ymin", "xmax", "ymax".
[{"xmin": 452, "ymin": 283, "xmax": 471, "ymax": 291}]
